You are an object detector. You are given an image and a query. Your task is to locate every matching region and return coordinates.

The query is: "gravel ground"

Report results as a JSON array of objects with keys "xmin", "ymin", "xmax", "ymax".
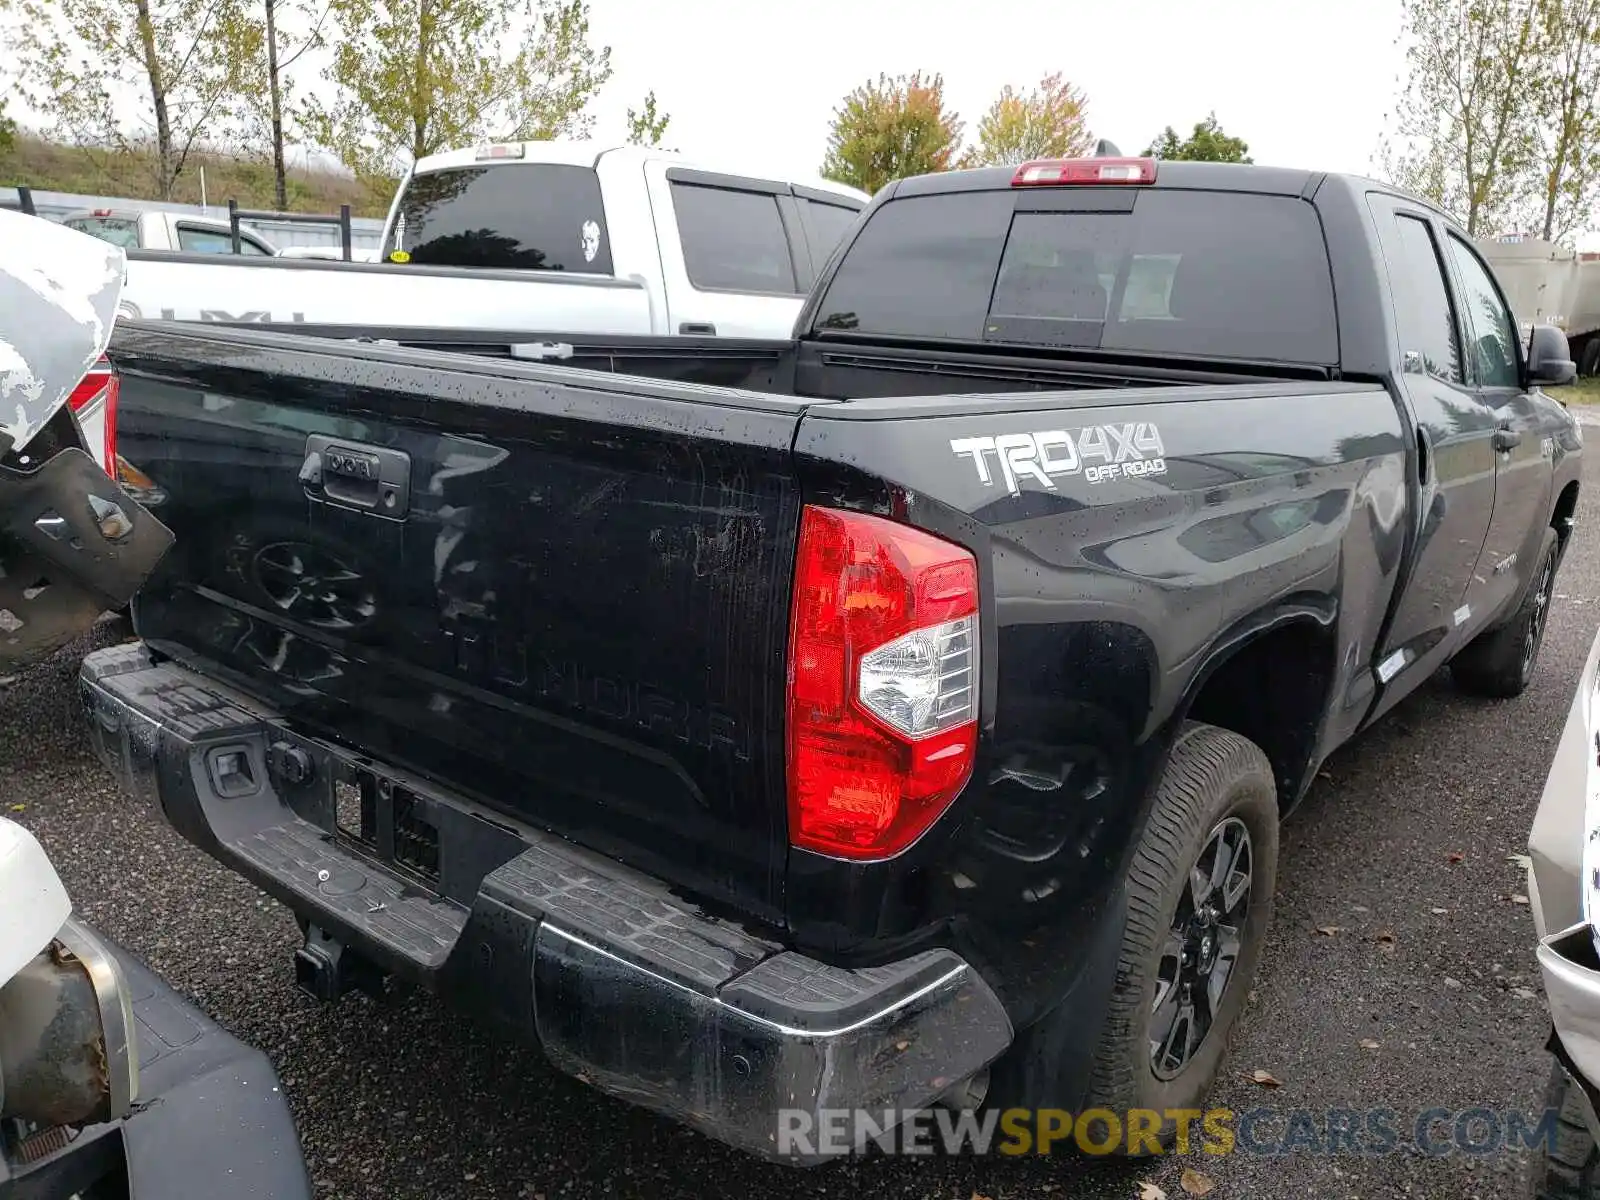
[{"xmin": 7, "ymin": 460, "xmax": 1600, "ymax": 1200}]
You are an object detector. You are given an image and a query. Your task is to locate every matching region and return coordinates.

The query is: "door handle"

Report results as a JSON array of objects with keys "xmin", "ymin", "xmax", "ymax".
[
  {"xmin": 678, "ymin": 321, "xmax": 717, "ymax": 336},
  {"xmin": 1492, "ymin": 422, "xmax": 1522, "ymax": 452},
  {"xmin": 302, "ymin": 435, "xmax": 411, "ymax": 519}
]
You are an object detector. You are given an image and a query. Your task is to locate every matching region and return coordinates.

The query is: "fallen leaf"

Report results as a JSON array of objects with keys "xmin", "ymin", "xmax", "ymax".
[
  {"xmin": 1314, "ymin": 925, "xmax": 1342, "ymax": 937},
  {"xmin": 1448, "ymin": 851, "xmax": 1465, "ymax": 864},
  {"xmin": 972, "ymin": 1192, "xmax": 994, "ymax": 1200},
  {"xmin": 1511, "ymin": 894, "xmax": 1530, "ymax": 905},
  {"xmin": 1430, "ymin": 907, "xmax": 1449, "ymax": 915},
  {"xmin": 1508, "ymin": 853, "xmax": 1533, "ymax": 871},
  {"xmin": 1359, "ymin": 1038, "xmax": 1381, "ymax": 1050},
  {"xmin": 894, "ymin": 1040, "xmax": 909, "ymax": 1051},
  {"xmin": 1180, "ymin": 1167, "xmax": 1217, "ymax": 1197},
  {"xmin": 7, "ymin": 803, "xmax": 23, "ymax": 812},
  {"xmin": 1248, "ymin": 1068, "xmax": 1282, "ymax": 1088},
  {"xmin": 1137, "ymin": 1184, "xmax": 1168, "ymax": 1200}
]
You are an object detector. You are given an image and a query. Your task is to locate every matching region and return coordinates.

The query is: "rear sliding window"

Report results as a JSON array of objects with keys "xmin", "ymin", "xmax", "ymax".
[
  {"xmin": 815, "ymin": 189, "xmax": 1338, "ymax": 364},
  {"xmin": 391, "ymin": 164, "xmax": 613, "ymax": 273}
]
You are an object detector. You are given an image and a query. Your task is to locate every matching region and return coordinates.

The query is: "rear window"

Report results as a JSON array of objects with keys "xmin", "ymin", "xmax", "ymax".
[
  {"xmin": 63, "ymin": 216, "xmax": 141, "ymax": 250},
  {"xmin": 390, "ymin": 164, "xmax": 613, "ymax": 273},
  {"xmin": 815, "ymin": 189, "xmax": 1338, "ymax": 365}
]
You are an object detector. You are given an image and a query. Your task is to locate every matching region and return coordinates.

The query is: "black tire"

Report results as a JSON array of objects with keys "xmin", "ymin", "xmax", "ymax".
[
  {"xmin": 1579, "ymin": 338, "xmax": 1600, "ymax": 379},
  {"xmin": 1452, "ymin": 528, "xmax": 1559, "ymax": 699},
  {"xmin": 1527, "ymin": 1059, "xmax": 1600, "ymax": 1199},
  {"xmin": 988, "ymin": 721, "xmax": 1278, "ymax": 1148}
]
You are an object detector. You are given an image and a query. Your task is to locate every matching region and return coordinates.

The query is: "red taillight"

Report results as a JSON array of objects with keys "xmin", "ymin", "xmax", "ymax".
[
  {"xmin": 66, "ymin": 356, "xmax": 119, "ymax": 476},
  {"xmin": 787, "ymin": 505, "xmax": 980, "ymax": 861},
  {"xmin": 1011, "ymin": 157, "xmax": 1157, "ymax": 187}
]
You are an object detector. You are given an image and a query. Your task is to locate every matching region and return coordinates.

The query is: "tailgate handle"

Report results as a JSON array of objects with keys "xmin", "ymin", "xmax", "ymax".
[{"xmin": 302, "ymin": 435, "xmax": 411, "ymax": 519}]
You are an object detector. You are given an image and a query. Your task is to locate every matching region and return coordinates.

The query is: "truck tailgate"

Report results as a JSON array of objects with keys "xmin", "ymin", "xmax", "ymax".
[{"xmin": 107, "ymin": 324, "xmax": 813, "ymax": 922}]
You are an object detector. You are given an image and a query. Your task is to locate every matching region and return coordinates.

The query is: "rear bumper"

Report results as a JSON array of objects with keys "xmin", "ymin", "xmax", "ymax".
[
  {"xmin": 2, "ymin": 921, "xmax": 310, "ymax": 1200},
  {"xmin": 79, "ymin": 641, "xmax": 1013, "ymax": 1163}
]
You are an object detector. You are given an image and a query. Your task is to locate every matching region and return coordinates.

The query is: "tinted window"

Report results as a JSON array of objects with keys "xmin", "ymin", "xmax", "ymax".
[
  {"xmin": 1446, "ymin": 234, "xmax": 1521, "ymax": 388},
  {"xmin": 175, "ymin": 226, "xmax": 272, "ymax": 255},
  {"xmin": 816, "ymin": 189, "xmax": 1339, "ymax": 364},
  {"xmin": 672, "ymin": 182, "xmax": 797, "ymax": 294},
  {"xmin": 801, "ymin": 198, "xmax": 860, "ymax": 264},
  {"xmin": 816, "ymin": 192, "xmax": 1014, "ymax": 339},
  {"xmin": 1386, "ymin": 215, "xmax": 1462, "ymax": 384},
  {"xmin": 64, "ymin": 217, "xmax": 140, "ymax": 250},
  {"xmin": 392, "ymin": 164, "xmax": 612, "ymax": 273}
]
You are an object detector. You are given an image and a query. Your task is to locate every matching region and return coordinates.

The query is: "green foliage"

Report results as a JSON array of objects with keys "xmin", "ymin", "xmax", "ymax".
[
  {"xmin": 963, "ymin": 72, "xmax": 1094, "ymax": 167},
  {"xmin": 625, "ymin": 90, "xmax": 669, "ymax": 147},
  {"xmin": 301, "ymin": 0, "xmax": 613, "ymax": 189},
  {"xmin": 1525, "ymin": 0, "xmax": 1600, "ymax": 241},
  {"xmin": 1380, "ymin": 0, "xmax": 1545, "ymax": 236},
  {"xmin": 1144, "ymin": 112, "xmax": 1252, "ymax": 163},
  {"xmin": 0, "ymin": 98, "xmax": 14, "ymax": 157},
  {"xmin": 1, "ymin": 0, "xmax": 263, "ymax": 200},
  {"xmin": 0, "ymin": 130, "xmax": 384, "ymax": 215},
  {"xmin": 821, "ymin": 71, "xmax": 962, "ymax": 196}
]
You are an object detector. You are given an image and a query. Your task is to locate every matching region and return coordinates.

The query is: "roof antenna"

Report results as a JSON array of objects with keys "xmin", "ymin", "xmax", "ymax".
[{"xmin": 1092, "ymin": 138, "xmax": 1123, "ymax": 157}]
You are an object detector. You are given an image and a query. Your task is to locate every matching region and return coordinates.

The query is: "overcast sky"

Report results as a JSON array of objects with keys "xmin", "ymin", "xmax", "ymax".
[{"xmin": 578, "ymin": 0, "xmax": 1409, "ymax": 182}]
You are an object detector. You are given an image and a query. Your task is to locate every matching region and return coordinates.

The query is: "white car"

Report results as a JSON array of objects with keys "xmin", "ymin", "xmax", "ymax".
[
  {"xmin": 1526, "ymin": 606, "xmax": 1600, "ymax": 1198},
  {"xmin": 114, "ymin": 141, "xmax": 871, "ymax": 339}
]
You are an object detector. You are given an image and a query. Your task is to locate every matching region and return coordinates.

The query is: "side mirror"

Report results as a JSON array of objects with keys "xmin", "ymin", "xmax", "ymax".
[{"xmin": 1528, "ymin": 323, "xmax": 1577, "ymax": 388}]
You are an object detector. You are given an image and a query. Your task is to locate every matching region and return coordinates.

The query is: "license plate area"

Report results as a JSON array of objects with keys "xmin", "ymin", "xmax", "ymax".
[{"xmin": 330, "ymin": 759, "xmax": 442, "ymax": 886}]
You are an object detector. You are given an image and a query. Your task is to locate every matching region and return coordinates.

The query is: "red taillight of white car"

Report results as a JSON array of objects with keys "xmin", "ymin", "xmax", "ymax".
[
  {"xmin": 65, "ymin": 356, "xmax": 119, "ymax": 477},
  {"xmin": 787, "ymin": 504, "xmax": 980, "ymax": 860}
]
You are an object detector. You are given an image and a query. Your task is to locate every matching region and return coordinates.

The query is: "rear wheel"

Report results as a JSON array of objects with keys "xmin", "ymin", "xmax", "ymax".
[
  {"xmin": 1527, "ymin": 1059, "xmax": 1600, "ymax": 1199},
  {"xmin": 987, "ymin": 721, "xmax": 1278, "ymax": 1147},
  {"xmin": 1452, "ymin": 528, "xmax": 1559, "ymax": 699}
]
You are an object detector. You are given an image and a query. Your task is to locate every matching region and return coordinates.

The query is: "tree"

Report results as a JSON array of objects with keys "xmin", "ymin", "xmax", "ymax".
[
  {"xmin": 237, "ymin": 0, "xmax": 332, "ymax": 210},
  {"xmin": 302, "ymin": 0, "xmax": 613, "ymax": 194},
  {"xmin": 0, "ymin": 98, "xmax": 14, "ymax": 158},
  {"xmin": 1144, "ymin": 112, "xmax": 1252, "ymax": 163},
  {"xmin": 962, "ymin": 72, "xmax": 1093, "ymax": 167},
  {"xmin": 1525, "ymin": 0, "xmax": 1600, "ymax": 241},
  {"xmin": 625, "ymin": 90, "xmax": 669, "ymax": 147},
  {"xmin": 1379, "ymin": 0, "xmax": 1542, "ymax": 236},
  {"xmin": 1, "ymin": 0, "xmax": 261, "ymax": 199},
  {"xmin": 821, "ymin": 71, "xmax": 962, "ymax": 196}
]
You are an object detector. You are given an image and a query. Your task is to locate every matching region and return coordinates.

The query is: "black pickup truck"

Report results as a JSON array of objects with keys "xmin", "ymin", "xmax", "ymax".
[{"xmin": 78, "ymin": 156, "xmax": 1583, "ymax": 1160}]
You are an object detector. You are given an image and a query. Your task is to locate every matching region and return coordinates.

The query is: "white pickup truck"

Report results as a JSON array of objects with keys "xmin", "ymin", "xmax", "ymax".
[
  {"xmin": 60, "ymin": 207, "xmax": 281, "ymax": 256},
  {"xmin": 111, "ymin": 141, "xmax": 871, "ymax": 339}
]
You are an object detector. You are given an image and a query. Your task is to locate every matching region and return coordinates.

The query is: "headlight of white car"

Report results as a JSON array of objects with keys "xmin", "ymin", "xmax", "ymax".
[{"xmin": 0, "ymin": 819, "xmax": 137, "ymax": 1128}]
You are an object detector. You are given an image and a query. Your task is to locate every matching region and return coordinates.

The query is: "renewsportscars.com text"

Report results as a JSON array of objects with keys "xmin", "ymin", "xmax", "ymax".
[{"xmin": 777, "ymin": 1106, "xmax": 1562, "ymax": 1158}]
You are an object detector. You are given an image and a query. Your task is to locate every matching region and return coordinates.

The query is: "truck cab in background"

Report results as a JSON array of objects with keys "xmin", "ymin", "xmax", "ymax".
[{"xmin": 59, "ymin": 209, "xmax": 280, "ymax": 256}]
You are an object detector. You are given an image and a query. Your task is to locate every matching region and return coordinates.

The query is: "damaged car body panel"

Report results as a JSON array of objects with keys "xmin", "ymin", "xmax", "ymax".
[{"xmin": 0, "ymin": 211, "xmax": 176, "ymax": 673}]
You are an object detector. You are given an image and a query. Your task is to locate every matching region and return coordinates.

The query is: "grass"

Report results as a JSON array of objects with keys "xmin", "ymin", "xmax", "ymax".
[
  {"xmin": 0, "ymin": 133, "xmax": 393, "ymax": 217},
  {"xmin": 1563, "ymin": 377, "xmax": 1600, "ymax": 408}
]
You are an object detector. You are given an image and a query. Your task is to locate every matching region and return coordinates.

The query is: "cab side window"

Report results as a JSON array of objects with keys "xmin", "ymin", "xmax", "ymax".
[
  {"xmin": 1386, "ymin": 214, "xmax": 1463, "ymax": 385},
  {"xmin": 1446, "ymin": 234, "xmax": 1521, "ymax": 389}
]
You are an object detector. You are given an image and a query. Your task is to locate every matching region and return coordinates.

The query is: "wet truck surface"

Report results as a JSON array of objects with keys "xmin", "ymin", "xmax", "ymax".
[{"xmin": 80, "ymin": 157, "xmax": 1583, "ymax": 1159}]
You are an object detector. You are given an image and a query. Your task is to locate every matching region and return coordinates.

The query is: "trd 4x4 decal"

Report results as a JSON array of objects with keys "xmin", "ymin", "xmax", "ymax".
[{"xmin": 950, "ymin": 422, "xmax": 1167, "ymax": 496}]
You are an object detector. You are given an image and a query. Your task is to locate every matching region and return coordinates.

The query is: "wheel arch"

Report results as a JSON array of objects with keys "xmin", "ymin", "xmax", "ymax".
[{"xmin": 1170, "ymin": 599, "xmax": 1341, "ymax": 814}]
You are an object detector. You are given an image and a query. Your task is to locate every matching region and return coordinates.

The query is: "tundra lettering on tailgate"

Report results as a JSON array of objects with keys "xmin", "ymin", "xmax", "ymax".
[{"xmin": 951, "ymin": 422, "xmax": 1168, "ymax": 496}]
